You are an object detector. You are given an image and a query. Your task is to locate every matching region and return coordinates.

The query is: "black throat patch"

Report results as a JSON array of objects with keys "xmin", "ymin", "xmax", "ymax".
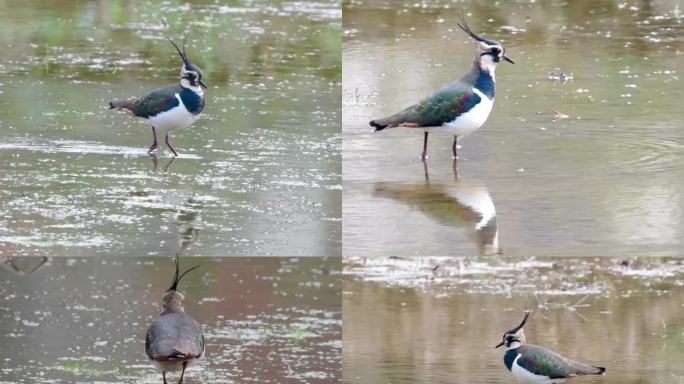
[
  {"xmin": 504, "ymin": 348, "xmax": 519, "ymax": 371},
  {"xmin": 474, "ymin": 70, "xmax": 495, "ymax": 99},
  {"xmin": 179, "ymin": 87, "xmax": 205, "ymax": 115}
]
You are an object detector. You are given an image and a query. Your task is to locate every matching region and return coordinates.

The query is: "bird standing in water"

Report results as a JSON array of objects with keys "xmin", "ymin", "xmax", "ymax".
[
  {"xmin": 496, "ymin": 311, "xmax": 606, "ymax": 383},
  {"xmin": 109, "ymin": 34, "xmax": 206, "ymax": 156},
  {"xmin": 370, "ymin": 12, "xmax": 514, "ymax": 160},
  {"xmin": 145, "ymin": 255, "xmax": 204, "ymax": 383}
]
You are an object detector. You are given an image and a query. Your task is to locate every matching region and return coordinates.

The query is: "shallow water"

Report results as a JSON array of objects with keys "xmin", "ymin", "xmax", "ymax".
[
  {"xmin": 343, "ymin": 0, "xmax": 684, "ymax": 256},
  {"xmin": 343, "ymin": 256, "xmax": 684, "ymax": 383},
  {"xmin": 0, "ymin": 0, "xmax": 341, "ymax": 256},
  {"xmin": 0, "ymin": 256, "xmax": 341, "ymax": 383}
]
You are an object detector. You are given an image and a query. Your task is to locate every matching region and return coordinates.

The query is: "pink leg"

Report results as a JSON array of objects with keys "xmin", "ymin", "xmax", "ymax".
[
  {"xmin": 165, "ymin": 133, "xmax": 178, "ymax": 157},
  {"xmin": 148, "ymin": 126, "xmax": 158, "ymax": 153}
]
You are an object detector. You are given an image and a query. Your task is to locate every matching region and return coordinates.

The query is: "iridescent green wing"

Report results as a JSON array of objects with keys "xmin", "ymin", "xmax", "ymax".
[
  {"xmin": 375, "ymin": 82, "xmax": 481, "ymax": 127},
  {"xmin": 127, "ymin": 85, "xmax": 181, "ymax": 118},
  {"xmin": 517, "ymin": 345, "xmax": 599, "ymax": 378}
]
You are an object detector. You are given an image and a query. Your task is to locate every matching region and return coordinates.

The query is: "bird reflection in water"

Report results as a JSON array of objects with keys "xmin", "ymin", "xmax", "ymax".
[
  {"xmin": 373, "ymin": 161, "xmax": 500, "ymax": 255},
  {"xmin": 0, "ymin": 256, "xmax": 49, "ymax": 275},
  {"xmin": 150, "ymin": 155, "xmax": 177, "ymax": 172},
  {"xmin": 146, "ymin": 156, "xmax": 200, "ymax": 255},
  {"xmin": 176, "ymin": 195, "xmax": 201, "ymax": 256}
]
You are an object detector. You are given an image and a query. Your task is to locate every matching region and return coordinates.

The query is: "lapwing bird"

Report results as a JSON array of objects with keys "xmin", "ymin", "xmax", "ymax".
[
  {"xmin": 496, "ymin": 311, "xmax": 606, "ymax": 383},
  {"xmin": 146, "ymin": 255, "xmax": 204, "ymax": 383},
  {"xmin": 109, "ymin": 35, "xmax": 206, "ymax": 157},
  {"xmin": 369, "ymin": 12, "xmax": 514, "ymax": 160}
]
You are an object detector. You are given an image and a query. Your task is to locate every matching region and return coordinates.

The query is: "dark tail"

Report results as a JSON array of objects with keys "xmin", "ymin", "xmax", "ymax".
[
  {"xmin": 593, "ymin": 366, "xmax": 606, "ymax": 375},
  {"xmin": 370, "ymin": 120, "xmax": 388, "ymax": 132},
  {"xmin": 109, "ymin": 100, "xmax": 129, "ymax": 109}
]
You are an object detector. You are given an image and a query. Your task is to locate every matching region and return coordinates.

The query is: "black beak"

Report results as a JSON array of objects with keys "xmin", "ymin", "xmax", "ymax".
[
  {"xmin": 495, "ymin": 340, "xmax": 505, "ymax": 349},
  {"xmin": 503, "ymin": 55, "xmax": 515, "ymax": 64},
  {"xmin": 199, "ymin": 79, "xmax": 207, "ymax": 89}
]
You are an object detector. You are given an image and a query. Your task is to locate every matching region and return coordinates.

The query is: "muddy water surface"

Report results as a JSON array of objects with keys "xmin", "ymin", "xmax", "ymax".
[
  {"xmin": 343, "ymin": 0, "xmax": 684, "ymax": 256},
  {"xmin": 0, "ymin": 256, "xmax": 341, "ymax": 383},
  {"xmin": 343, "ymin": 256, "xmax": 684, "ymax": 383},
  {"xmin": 0, "ymin": 0, "xmax": 341, "ymax": 256}
]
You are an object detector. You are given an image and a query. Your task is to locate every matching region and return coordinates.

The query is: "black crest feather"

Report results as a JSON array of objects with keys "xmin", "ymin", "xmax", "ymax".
[
  {"xmin": 457, "ymin": 10, "xmax": 497, "ymax": 45},
  {"xmin": 166, "ymin": 32, "xmax": 190, "ymax": 65},
  {"xmin": 507, "ymin": 309, "xmax": 530, "ymax": 334},
  {"xmin": 168, "ymin": 254, "xmax": 200, "ymax": 292}
]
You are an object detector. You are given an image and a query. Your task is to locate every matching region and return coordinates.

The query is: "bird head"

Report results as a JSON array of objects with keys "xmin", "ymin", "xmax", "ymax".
[
  {"xmin": 167, "ymin": 34, "xmax": 207, "ymax": 90},
  {"xmin": 161, "ymin": 255, "xmax": 200, "ymax": 314},
  {"xmin": 457, "ymin": 11, "xmax": 514, "ymax": 73},
  {"xmin": 495, "ymin": 310, "xmax": 529, "ymax": 350}
]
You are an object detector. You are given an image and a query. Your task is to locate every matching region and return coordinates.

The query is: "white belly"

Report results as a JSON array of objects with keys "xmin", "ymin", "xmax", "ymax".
[
  {"xmin": 431, "ymin": 88, "xmax": 493, "ymax": 137},
  {"xmin": 511, "ymin": 355, "xmax": 566, "ymax": 384},
  {"xmin": 148, "ymin": 94, "xmax": 199, "ymax": 133}
]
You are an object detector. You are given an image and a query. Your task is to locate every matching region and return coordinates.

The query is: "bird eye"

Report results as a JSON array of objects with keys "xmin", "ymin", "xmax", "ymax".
[{"xmin": 491, "ymin": 47, "xmax": 501, "ymax": 55}]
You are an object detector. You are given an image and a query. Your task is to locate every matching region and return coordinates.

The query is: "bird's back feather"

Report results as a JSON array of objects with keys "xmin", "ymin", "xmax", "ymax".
[
  {"xmin": 370, "ymin": 81, "xmax": 482, "ymax": 130},
  {"xmin": 146, "ymin": 312, "xmax": 204, "ymax": 361},
  {"xmin": 109, "ymin": 85, "xmax": 183, "ymax": 119},
  {"xmin": 515, "ymin": 344, "xmax": 606, "ymax": 379}
]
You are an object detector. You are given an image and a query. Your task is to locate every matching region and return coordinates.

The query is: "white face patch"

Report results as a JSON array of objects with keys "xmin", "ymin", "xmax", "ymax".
[
  {"xmin": 179, "ymin": 65, "xmax": 203, "ymax": 92},
  {"xmin": 479, "ymin": 55, "xmax": 498, "ymax": 76},
  {"xmin": 180, "ymin": 65, "xmax": 193, "ymax": 77},
  {"xmin": 180, "ymin": 77, "xmax": 204, "ymax": 94},
  {"xmin": 507, "ymin": 340, "xmax": 522, "ymax": 350},
  {"xmin": 476, "ymin": 41, "xmax": 505, "ymax": 74}
]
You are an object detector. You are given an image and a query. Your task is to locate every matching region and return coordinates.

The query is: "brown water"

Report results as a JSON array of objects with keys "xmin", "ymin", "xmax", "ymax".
[
  {"xmin": 0, "ymin": 0, "xmax": 341, "ymax": 256},
  {"xmin": 343, "ymin": 0, "xmax": 684, "ymax": 256},
  {"xmin": 0, "ymin": 256, "xmax": 341, "ymax": 383},
  {"xmin": 343, "ymin": 256, "xmax": 684, "ymax": 383}
]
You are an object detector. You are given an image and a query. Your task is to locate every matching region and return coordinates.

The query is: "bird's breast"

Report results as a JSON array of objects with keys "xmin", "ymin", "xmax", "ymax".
[
  {"xmin": 510, "ymin": 354, "xmax": 565, "ymax": 384},
  {"xmin": 180, "ymin": 88, "xmax": 205, "ymax": 115},
  {"xmin": 440, "ymin": 88, "xmax": 493, "ymax": 136},
  {"xmin": 148, "ymin": 94, "xmax": 200, "ymax": 132}
]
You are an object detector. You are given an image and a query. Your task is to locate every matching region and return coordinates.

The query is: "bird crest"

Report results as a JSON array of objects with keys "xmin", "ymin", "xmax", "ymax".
[
  {"xmin": 166, "ymin": 33, "xmax": 191, "ymax": 67},
  {"xmin": 456, "ymin": 10, "xmax": 498, "ymax": 46},
  {"xmin": 168, "ymin": 254, "xmax": 200, "ymax": 293},
  {"xmin": 456, "ymin": 10, "xmax": 514, "ymax": 67}
]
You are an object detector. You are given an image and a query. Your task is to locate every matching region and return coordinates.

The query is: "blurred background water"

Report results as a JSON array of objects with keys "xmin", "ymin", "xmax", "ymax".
[
  {"xmin": 0, "ymin": 0, "xmax": 341, "ymax": 256},
  {"xmin": 343, "ymin": 0, "xmax": 684, "ymax": 256}
]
